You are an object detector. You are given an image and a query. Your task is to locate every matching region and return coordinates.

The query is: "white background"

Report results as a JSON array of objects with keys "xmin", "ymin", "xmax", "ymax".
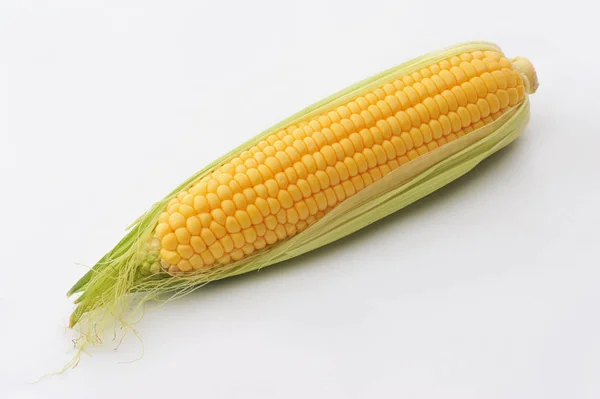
[{"xmin": 1, "ymin": 1, "xmax": 599, "ymax": 398}]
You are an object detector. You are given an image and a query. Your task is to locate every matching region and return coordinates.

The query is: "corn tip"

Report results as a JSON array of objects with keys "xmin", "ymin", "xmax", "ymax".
[{"xmin": 511, "ymin": 56, "xmax": 538, "ymax": 94}]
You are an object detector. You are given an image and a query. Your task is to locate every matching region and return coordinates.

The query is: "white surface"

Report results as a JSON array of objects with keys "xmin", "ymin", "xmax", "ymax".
[{"xmin": 1, "ymin": 1, "xmax": 599, "ymax": 398}]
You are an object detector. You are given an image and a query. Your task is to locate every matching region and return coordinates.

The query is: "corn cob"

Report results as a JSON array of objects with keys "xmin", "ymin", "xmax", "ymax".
[
  {"xmin": 67, "ymin": 41, "xmax": 537, "ymax": 351},
  {"xmin": 154, "ymin": 51, "xmax": 531, "ymax": 273}
]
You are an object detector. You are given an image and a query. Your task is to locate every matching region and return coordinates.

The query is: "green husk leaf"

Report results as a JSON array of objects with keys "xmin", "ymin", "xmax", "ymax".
[{"xmin": 66, "ymin": 40, "xmax": 530, "ymax": 361}]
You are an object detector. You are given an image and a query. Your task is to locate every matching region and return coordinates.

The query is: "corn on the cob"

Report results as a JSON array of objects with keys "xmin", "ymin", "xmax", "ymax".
[
  {"xmin": 153, "ymin": 50, "xmax": 532, "ymax": 273},
  {"xmin": 67, "ymin": 41, "xmax": 537, "ymax": 355}
]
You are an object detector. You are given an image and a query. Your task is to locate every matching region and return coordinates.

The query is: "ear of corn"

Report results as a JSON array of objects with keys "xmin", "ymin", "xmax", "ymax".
[{"xmin": 66, "ymin": 41, "xmax": 537, "ymax": 357}]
